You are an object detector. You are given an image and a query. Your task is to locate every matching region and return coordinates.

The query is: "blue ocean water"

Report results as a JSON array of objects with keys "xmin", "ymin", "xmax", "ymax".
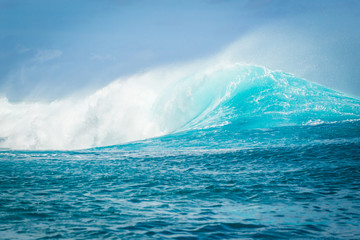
[{"xmin": 1, "ymin": 65, "xmax": 360, "ymax": 239}]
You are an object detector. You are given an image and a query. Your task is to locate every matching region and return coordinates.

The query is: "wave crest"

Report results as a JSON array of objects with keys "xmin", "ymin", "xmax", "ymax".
[{"xmin": 155, "ymin": 64, "xmax": 360, "ymax": 131}]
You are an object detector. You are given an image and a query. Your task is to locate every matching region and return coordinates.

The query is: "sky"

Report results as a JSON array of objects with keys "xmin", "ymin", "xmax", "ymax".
[{"xmin": 1, "ymin": 0, "xmax": 360, "ymax": 101}]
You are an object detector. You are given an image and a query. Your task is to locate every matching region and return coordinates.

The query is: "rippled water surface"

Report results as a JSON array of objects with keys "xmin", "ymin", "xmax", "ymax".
[{"xmin": 1, "ymin": 121, "xmax": 360, "ymax": 239}]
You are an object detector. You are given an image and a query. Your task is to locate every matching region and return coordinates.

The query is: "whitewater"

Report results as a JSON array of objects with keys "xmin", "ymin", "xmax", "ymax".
[{"xmin": 1, "ymin": 63, "xmax": 360, "ymax": 239}]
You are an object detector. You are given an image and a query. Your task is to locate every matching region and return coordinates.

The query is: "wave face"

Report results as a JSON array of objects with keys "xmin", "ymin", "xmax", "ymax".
[
  {"xmin": 154, "ymin": 64, "xmax": 360, "ymax": 132},
  {"xmin": 1, "ymin": 64, "xmax": 360, "ymax": 150}
]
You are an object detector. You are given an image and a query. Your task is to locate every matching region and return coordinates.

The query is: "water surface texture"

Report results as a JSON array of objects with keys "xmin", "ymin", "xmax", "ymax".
[{"xmin": 1, "ymin": 65, "xmax": 360, "ymax": 239}]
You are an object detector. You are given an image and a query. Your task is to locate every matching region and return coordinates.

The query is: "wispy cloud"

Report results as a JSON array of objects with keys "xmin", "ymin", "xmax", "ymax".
[
  {"xmin": 32, "ymin": 49, "xmax": 63, "ymax": 63},
  {"xmin": 16, "ymin": 45, "xmax": 31, "ymax": 54},
  {"xmin": 91, "ymin": 54, "xmax": 116, "ymax": 61},
  {"xmin": 0, "ymin": 52, "xmax": 6, "ymax": 59}
]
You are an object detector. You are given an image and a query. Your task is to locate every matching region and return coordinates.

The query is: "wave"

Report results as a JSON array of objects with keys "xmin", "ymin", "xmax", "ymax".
[
  {"xmin": 1, "ymin": 63, "xmax": 359, "ymax": 150},
  {"xmin": 154, "ymin": 64, "xmax": 360, "ymax": 132}
]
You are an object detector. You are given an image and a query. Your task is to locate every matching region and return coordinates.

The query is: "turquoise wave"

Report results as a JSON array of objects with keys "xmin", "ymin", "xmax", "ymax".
[
  {"xmin": 95, "ymin": 64, "xmax": 360, "ymax": 152},
  {"xmin": 1, "ymin": 63, "xmax": 359, "ymax": 151},
  {"xmin": 154, "ymin": 64, "xmax": 360, "ymax": 133}
]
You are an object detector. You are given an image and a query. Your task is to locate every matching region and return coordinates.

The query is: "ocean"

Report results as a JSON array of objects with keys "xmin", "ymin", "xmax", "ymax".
[{"xmin": 1, "ymin": 64, "xmax": 360, "ymax": 239}]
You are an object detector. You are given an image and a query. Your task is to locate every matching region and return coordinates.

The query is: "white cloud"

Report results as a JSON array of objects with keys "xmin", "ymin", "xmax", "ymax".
[
  {"xmin": 32, "ymin": 49, "xmax": 63, "ymax": 63},
  {"xmin": 91, "ymin": 54, "xmax": 116, "ymax": 61},
  {"xmin": 0, "ymin": 52, "xmax": 6, "ymax": 59},
  {"xmin": 16, "ymin": 45, "xmax": 31, "ymax": 54}
]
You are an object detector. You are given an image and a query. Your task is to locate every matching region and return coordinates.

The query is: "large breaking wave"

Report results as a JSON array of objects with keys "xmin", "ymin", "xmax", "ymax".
[{"xmin": 1, "ymin": 63, "xmax": 360, "ymax": 150}]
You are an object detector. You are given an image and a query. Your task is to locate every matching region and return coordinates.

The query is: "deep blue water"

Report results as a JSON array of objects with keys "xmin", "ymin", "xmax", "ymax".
[
  {"xmin": 1, "ymin": 121, "xmax": 360, "ymax": 239},
  {"xmin": 1, "ymin": 65, "xmax": 360, "ymax": 239}
]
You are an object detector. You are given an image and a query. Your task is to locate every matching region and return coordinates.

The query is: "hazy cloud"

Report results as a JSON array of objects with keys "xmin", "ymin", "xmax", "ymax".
[
  {"xmin": 0, "ymin": 52, "xmax": 6, "ymax": 59},
  {"xmin": 16, "ymin": 45, "xmax": 31, "ymax": 54},
  {"xmin": 91, "ymin": 54, "xmax": 116, "ymax": 61},
  {"xmin": 32, "ymin": 49, "xmax": 63, "ymax": 63}
]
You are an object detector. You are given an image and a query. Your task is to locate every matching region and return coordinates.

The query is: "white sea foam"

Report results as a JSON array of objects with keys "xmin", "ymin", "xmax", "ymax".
[{"xmin": 0, "ymin": 60, "xmax": 231, "ymax": 150}]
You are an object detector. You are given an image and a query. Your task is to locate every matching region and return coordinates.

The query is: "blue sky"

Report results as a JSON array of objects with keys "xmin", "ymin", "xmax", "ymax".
[{"xmin": 1, "ymin": 0, "xmax": 359, "ymax": 101}]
